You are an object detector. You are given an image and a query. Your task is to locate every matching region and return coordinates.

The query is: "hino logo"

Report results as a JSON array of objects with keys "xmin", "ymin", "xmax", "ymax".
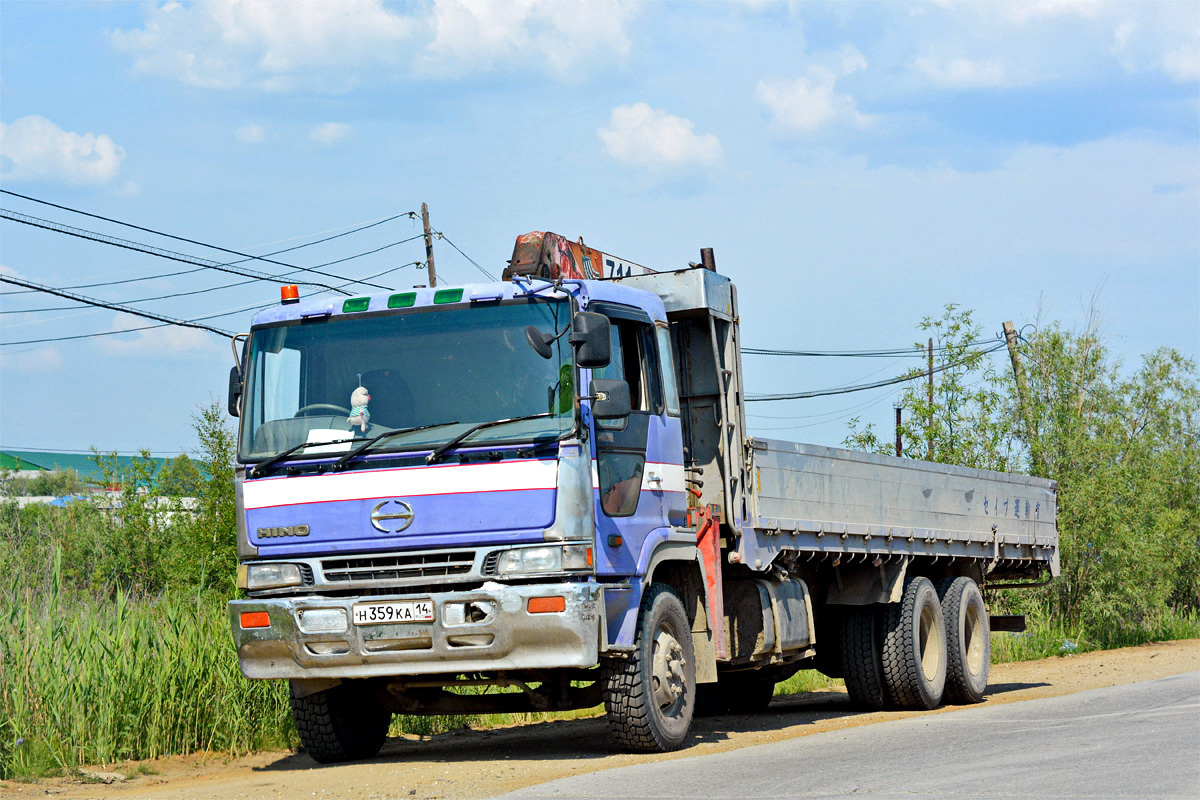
[
  {"xmin": 371, "ymin": 499, "xmax": 415, "ymax": 533},
  {"xmin": 257, "ymin": 525, "xmax": 310, "ymax": 538}
]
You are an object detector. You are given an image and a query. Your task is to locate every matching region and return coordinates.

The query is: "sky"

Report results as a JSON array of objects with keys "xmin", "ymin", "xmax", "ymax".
[{"xmin": 1, "ymin": 0, "xmax": 1197, "ymax": 458}]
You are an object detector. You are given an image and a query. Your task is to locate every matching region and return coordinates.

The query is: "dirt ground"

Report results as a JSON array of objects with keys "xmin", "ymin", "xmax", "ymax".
[{"xmin": 6, "ymin": 639, "xmax": 1197, "ymax": 800}]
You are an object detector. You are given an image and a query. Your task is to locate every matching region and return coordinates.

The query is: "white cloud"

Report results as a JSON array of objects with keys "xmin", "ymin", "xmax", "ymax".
[
  {"xmin": 913, "ymin": 56, "xmax": 1010, "ymax": 88},
  {"xmin": 309, "ymin": 122, "xmax": 351, "ymax": 146},
  {"xmin": 111, "ymin": 0, "xmax": 634, "ymax": 90},
  {"xmin": 0, "ymin": 115, "xmax": 125, "ymax": 185},
  {"xmin": 112, "ymin": 0, "xmax": 417, "ymax": 91},
  {"xmin": 424, "ymin": 0, "xmax": 632, "ymax": 76},
  {"xmin": 236, "ymin": 123, "xmax": 266, "ymax": 143},
  {"xmin": 758, "ymin": 50, "xmax": 872, "ymax": 134},
  {"xmin": 923, "ymin": 1, "xmax": 1198, "ymax": 85},
  {"xmin": 95, "ymin": 313, "xmax": 216, "ymax": 357},
  {"xmin": 598, "ymin": 103, "xmax": 722, "ymax": 171},
  {"xmin": 994, "ymin": 0, "xmax": 1103, "ymax": 25},
  {"xmin": 1161, "ymin": 45, "xmax": 1200, "ymax": 82}
]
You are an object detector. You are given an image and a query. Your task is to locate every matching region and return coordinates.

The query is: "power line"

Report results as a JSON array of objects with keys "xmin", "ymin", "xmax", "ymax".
[
  {"xmin": 0, "ymin": 261, "xmax": 423, "ymax": 345},
  {"xmin": 749, "ymin": 390, "xmax": 899, "ymax": 431},
  {"xmin": 0, "ymin": 189, "xmax": 408, "ymax": 289},
  {"xmin": 746, "ymin": 341, "xmax": 1008, "ymax": 402},
  {"xmin": 1, "ymin": 208, "xmax": 353, "ymax": 295},
  {"xmin": 0, "ymin": 213, "xmax": 418, "ymax": 297},
  {"xmin": 0, "ymin": 275, "xmax": 234, "ymax": 341},
  {"xmin": 742, "ymin": 340, "xmax": 994, "ymax": 358},
  {"xmin": 434, "ymin": 231, "xmax": 497, "ymax": 281},
  {"xmin": 0, "ymin": 265, "xmax": 209, "ymax": 296},
  {"xmin": 3, "ymin": 235, "xmax": 427, "ymax": 314}
]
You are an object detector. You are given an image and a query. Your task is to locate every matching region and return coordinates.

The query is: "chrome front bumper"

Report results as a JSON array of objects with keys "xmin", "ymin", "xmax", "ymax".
[{"xmin": 229, "ymin": 582, "xmax": 602, "ymax": 679}]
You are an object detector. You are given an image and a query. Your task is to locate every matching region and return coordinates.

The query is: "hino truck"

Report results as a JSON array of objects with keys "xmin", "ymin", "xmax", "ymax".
[{"xmin": 227, "ymin": 231, "xmax": 1058, "ymax": 760}]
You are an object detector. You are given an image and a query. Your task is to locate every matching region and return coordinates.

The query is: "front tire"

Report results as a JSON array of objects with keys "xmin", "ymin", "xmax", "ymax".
[
  {"xmin": 603, "ymin": 583, "xmax": 696, "ymax": 752},
  {"xmin": 880, "ymin": 577, "xmax": 947, "ymax": 710},
  {"xmin": 291, "ymin": 680, "xmax": 391, "ymax": 763},
  {"xmin": 937, "ymin": 577, "xmax": 990, "ymax": 704}
]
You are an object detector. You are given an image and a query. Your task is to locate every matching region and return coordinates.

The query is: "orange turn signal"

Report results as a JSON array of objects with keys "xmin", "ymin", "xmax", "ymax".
[
  {"xmin": 240, "ymin": 611, "xmax": 271, "ymax": 629},
  {"xmin": 527, "ymin": 596, "xmax": 566, "ymax": 614},
  {"xmin": 280, "ymin": 285, "xmax": 300, "ymax": 304}
]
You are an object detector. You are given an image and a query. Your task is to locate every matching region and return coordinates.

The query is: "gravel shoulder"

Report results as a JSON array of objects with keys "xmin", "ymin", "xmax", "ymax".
[{"xmin": 6, "ymin": 639, "xmax": 1198, "ymax": 800}]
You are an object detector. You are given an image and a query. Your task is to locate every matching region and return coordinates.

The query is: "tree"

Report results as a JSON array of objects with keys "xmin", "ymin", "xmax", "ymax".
[
  {"xmin": 844, "ymin": 305, "xmax": 1013, "ymax": 471},
  {"xmin": 844, "ymin": 305, "xmax": 1200, "ymax": 643},
  {"xmin": 156, "ymin": 454, "xmax": 203, "ymax": 497}
]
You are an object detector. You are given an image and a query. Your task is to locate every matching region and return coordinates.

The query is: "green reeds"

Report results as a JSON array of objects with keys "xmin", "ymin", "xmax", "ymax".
[{"xmin": 0, "ymin": 560, "xmax": 294, "ymax": 780}]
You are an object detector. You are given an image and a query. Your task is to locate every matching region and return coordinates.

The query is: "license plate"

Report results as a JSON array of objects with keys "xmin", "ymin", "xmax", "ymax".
[{"xmin": 352, "ymin": 600, "xmax": 434, "ymax": 625}]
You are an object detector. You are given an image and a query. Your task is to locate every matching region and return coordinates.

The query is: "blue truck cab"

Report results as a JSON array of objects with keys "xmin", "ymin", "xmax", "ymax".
[{"xmin": 228, "ymin": 250, "xmax": 727, "ymax": 757}]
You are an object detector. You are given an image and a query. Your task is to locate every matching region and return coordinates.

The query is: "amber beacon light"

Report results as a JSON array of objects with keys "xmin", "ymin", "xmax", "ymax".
[{"xmin": 280, "ymin": 285, "xmax": 300, "ymax": 304}]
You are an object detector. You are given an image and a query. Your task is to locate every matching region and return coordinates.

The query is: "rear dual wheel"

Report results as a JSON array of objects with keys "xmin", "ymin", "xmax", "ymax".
[
  {"xmin": 880, "ymin": 577, "xmax": 947, "ymax": 710},
  {"xmin": 840, "ymin": 605, "xmax": 888, "ymax": 710},
  {"xmin": 938, "ymin": 576, "xmax": 990, "ymax": 704}
]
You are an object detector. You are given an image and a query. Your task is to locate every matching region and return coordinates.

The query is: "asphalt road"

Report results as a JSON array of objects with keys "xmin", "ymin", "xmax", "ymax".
[{"xmin": 494, "ymin": 672, "xmax": 1200, "ymax": 800}]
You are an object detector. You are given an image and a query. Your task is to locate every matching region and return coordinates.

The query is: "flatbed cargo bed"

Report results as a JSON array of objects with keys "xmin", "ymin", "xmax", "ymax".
[{"xmin": 741, "ymin": 439, "xmax": 1058, "ymax": 579}]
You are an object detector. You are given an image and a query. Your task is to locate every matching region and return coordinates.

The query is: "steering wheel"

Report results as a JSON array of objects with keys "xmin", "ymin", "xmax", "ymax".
[{"xmin": 293, "ymin": 403, "xmax": 351, "ymax": 417}]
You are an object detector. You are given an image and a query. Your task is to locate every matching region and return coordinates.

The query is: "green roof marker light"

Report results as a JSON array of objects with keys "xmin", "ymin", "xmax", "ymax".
[{"xmin": 388, "ymin": 292, "xmax": 417, "ymax": 309}]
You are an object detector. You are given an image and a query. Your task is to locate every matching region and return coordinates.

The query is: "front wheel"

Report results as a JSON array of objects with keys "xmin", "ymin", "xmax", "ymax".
[
  {"xmin": 291, "ymin": 680, "xmax": 391, "ymax": 763},
  {"xmin": 603, "ymin": 583, "xmax": 696, "ymax": 752}
]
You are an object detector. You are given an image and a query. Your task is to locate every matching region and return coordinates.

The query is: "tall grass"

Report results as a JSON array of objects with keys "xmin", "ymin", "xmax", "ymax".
[
  {"xmin": 0, "ymin": 560, "xmax": 294, "ymax": 780},
  {"xmin": 990, "ymin": 608, "xmax": 1200, "ymax": 663}
]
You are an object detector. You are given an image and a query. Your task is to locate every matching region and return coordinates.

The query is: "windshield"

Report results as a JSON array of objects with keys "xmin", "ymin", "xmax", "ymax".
[{"xmin": 238, "ymin": 299, "xmax": 574, "ymax": 462}]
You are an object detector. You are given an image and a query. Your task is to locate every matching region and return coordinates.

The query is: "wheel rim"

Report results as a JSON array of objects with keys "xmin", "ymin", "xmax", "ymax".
[
  {"xmin": 651, "ymin": 623, "xmax": 687, "ymax": 715},
  {"xmin": 964, "ymin": 600, "xmax": 986, "ymax": 676},
  {"xmin": 918, "ymin": 603, "xmax": 941, "ymax": 679}
]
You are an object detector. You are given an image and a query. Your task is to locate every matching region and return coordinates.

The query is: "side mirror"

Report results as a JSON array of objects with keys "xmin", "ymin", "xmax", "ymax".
[
  {"xmin": 524, "ymin": 325, "xmax": 554, "ymax": 359},
  {"xmin": 570, "ymin": 311, "xmax": 611, "ymax": 368},
  {"xmin": 228, "ymin": 366, "xmax": 242, "ymax": 417},
  {"xmin": 589, "ymin": 378, "xmax": 631, "ymax": 420}
]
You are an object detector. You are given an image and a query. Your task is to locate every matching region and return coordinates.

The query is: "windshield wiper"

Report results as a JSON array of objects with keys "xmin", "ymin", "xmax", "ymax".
[
  {"xmin": 425, "ymin": 412, "xmax": 556, "ymax": 464},
  {"xmin": 249, "ymin": 437, "xmax": 358, "ymax": 478},
  {"xmin": 332, "ymin": 420, "xmax": 461, "ymax": 469}
]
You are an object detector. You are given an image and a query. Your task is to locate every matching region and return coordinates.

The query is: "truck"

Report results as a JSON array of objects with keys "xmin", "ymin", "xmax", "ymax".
[{"xmin": 226, "ymin": 231, "xmax": 1058, "ymax": 760}]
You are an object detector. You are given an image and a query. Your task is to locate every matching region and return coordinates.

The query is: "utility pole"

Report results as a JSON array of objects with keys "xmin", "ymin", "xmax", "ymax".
[
  {"xmin": 1003, "ymin": 320, "xmax": 1039, "ymax": 472},
  {"xmin": 421, "ymin": 202, "xmax": 437, "ymax": 288},
  {"xmin": 895, "ymin": 403, "xmax": 903, "ymax": 457},
  {"xmin": 926, "ymin": 337, "xmax": 934, "ymax": 460}
]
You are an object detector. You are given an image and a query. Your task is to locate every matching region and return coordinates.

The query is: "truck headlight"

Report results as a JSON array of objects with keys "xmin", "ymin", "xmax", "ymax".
[
  {"xmin": 245, "ymin": 562, "xmax": 303, "ymax": 590},
  {"xmin": 497, "ymin": 545, "xmax": 593, "ymax": 576}
]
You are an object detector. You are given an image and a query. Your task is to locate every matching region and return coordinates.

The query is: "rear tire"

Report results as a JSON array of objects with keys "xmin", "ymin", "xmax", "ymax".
[
  {"xmin": 603, "ymin": 583, "xmax": 696, "ymax": 752},
  {"xmin": 880, "ymin": 577, "xmax": 947, "ymax": 710},
  {"xmin": 291, "ymin": 680, "xmax": 391, "ymax": 763},
  {"xmin": 937, "ymin": 576, "xmax": 990, "ymax": 704},
  {"xmin": 840, "ymin": 605, "xmax": 888, "ymax": 710}
]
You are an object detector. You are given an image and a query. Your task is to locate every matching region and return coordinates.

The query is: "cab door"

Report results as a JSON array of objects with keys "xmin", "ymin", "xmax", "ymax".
[{"xmin": 590, "ymin": 305, "xmax": 685, "ymax": 576}]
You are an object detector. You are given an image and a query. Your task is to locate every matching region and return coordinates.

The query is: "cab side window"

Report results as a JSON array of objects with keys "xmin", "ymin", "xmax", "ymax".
[
  {"xmin": 592, "ymin": 318, "xmax": 661, "ymax": 417},
  {"xmin": 592, "ymin": 311, "xmax": 662, "ymax": 517}
]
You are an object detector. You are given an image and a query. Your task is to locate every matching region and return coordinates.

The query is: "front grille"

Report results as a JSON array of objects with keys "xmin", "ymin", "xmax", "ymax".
[
  {"xmin": 298, "ymin": 563, "xmax": 315, "ymax": 585},
  {"xmin": 321, "ymin": 551, "xmax": 476, "ymax": 584},
  {"xmin": 481, "ymin": 550, "xmax": 501, "ymax": 576}
]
